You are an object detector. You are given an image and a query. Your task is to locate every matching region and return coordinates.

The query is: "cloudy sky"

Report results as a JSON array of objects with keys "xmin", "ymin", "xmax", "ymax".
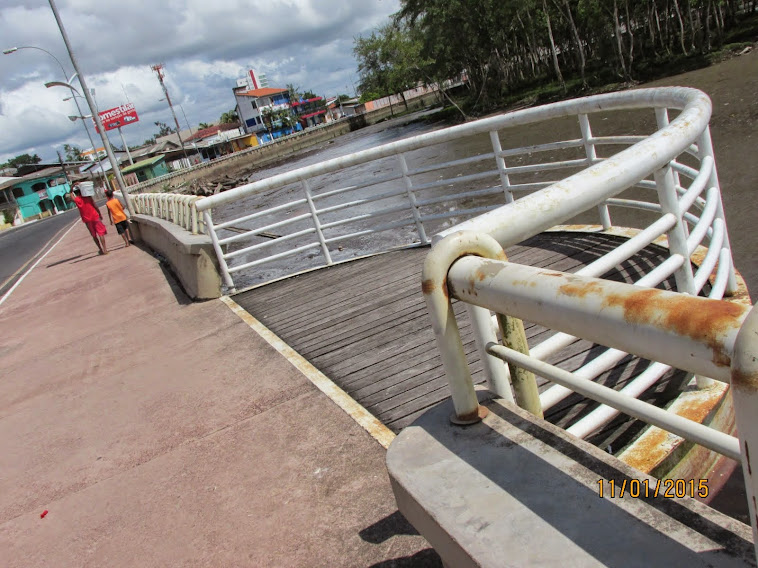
[{"xmin": 0, "ymin": 0, "xmax": 399, "ymax": 164}]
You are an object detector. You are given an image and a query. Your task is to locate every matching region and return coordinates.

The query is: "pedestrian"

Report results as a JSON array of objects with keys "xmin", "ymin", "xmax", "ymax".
[
  {"xmin": 65, "ymin": 184, "xmax": 108, "ymax": 255},
  {"xmin": 105, "ymin": 189, "xmax": 133, "ymax": 247}
]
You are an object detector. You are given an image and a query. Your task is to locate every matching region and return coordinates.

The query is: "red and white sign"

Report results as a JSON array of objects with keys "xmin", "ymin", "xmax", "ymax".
[{"xmin": 94, "ymin": 103, "xmax": 139, "ymax": 132}]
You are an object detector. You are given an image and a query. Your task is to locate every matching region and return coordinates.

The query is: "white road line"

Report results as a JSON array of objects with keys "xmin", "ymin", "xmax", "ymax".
[
  {"xmin": 220, "ymin": 295, "xmax": 396, "ymax": 449},
  {"xmin": 0, "ymin": 221, "xmax": 79, "ymax": 308}
]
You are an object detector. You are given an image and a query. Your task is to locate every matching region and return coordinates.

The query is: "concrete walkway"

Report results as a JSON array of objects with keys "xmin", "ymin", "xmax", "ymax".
[{"xmin": 0, "ymin": 223, "xmax": 438, "ymax": 567}]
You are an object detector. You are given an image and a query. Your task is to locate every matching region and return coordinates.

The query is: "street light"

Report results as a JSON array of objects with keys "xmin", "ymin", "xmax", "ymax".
[
  {"xmin": 45, "ymin": 0, "xmax": 134, "ymax": 215},
  {"xmin": 3, "ymin": 46, "xmax": 109, "ymax": 199},
  {"xmin": 44, "ymin": 78, "xmax": 119, "ymax": 186}
]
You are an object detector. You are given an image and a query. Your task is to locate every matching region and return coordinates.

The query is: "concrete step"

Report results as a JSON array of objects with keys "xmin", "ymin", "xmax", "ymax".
[{"xmin": 387, "ymin": 394, "xmax": 756, "ymax": 567}]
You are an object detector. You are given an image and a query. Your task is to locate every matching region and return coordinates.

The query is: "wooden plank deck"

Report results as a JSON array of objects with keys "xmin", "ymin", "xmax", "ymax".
[{"xmin": 232, "ymin": 231, "xmax": 687, "ymax": 451}]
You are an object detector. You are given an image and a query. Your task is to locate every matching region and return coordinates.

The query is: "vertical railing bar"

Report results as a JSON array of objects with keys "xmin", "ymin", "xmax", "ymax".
[
  {"xmin": 301, "ymin": 179, "xmax": 332, "ymax": 266},
  {"xmin": 656, "ymin": 108, "xmax": 688, "ymax": 238},
  {"xmin": 397, "ymin": 153, "xmax": 429, "ymax": 245},
  {"xmin": 698, "ymin": 126, "xmax": 738, "ymax": 294},
  {"xmin": 204, "ymin": 209, "xmax": 235, "ymax": 292},
  {"xmin": 495, "ymin": 312, "xmax": 543, "ymax": 418},
  {"xmin": 654, "ymin": 163, "xmax": 696, "ymax": 295},
  {"xmin": 465, "ymin": 304, "xmax": 514, "ymax": 402},
  {"xmin": 191, "ymin": 201, "xmax": 199, "ymax": 235},
  {"xmin": 489, "ymin": 130, "xmax": 514, "ymax": 204},
  {"xmin": 579, "ymin": 113, "xmax": 611, "ymax": 229}
]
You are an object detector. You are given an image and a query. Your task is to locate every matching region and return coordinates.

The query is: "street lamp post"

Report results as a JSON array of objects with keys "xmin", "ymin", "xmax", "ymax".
[
  {"xmin": 46, "ymin": 0, "xmax": 134, "ymax": 216},
  {"xmin": 2, "ymin": 46, "xmax": 108, "ymax": 193}
]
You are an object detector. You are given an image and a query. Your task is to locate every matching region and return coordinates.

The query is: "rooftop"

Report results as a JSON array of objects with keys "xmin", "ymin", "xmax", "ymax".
[
  {"xmin": 121, "ymin": 155, "xmax": 165, "ymax": 175},
  {"xmin": 235, "ymin": 87, "xmax": 288, "ymax": 98}
]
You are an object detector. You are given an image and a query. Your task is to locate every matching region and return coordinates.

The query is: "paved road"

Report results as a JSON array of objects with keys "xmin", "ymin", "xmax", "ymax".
[{"xmin": 0, "ymin": 209, "xmax": 78, "ymax": 298}]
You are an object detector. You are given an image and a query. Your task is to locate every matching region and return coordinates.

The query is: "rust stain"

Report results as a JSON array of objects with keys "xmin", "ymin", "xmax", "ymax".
[
  {"xmin": 747, "ymin": 441, "xmax": 752, "ymax": 476},
  {"xmin": 668, "ymin": 388, "xmax": 724, "ymax": 424},
  {"xmin": 558, "ymin": 280, "xmax": 606, "ymax": 300},
  {"xmin": 621, "ymin": 427, "xmax": 673, "ymax": 473},
  {"xmin": 602, "ymin": 288, "xmax": 747, "ymax": 368},
  {"xmin": 421, "ymin": 279, "xmax": 435, "ymax": 295},
  {"xmin": 454, "ymin": 405, "xmax": 489, "ymax": 424},
  {"xmin": 733, "ymin": 366, "xmax": 758, "ymax": 389}
]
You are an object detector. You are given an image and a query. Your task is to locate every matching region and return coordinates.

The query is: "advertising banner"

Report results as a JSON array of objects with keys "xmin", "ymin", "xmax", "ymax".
[{"xmin": 95, "ymin": 103, "xmax": 139, "ymax": 132}]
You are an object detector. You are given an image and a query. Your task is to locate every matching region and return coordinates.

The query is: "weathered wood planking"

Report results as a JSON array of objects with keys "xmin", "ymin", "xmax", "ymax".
[{"xmin": 232, "ymin": 232, "xmax": 687, "ymax": 451}]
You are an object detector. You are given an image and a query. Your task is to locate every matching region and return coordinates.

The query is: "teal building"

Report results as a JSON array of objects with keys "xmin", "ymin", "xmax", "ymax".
[
  {"xmin": 10, "ymin": 167, "xmax": 74, "ymax": 220},
  {"xmin": 121, "ymin": 156, "xmax": 170, "ymax": 185}
]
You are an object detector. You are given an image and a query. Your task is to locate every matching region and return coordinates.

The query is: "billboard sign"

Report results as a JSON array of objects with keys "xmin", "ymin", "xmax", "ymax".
[{"xmin": 95, "ymin": 103, "xmax": 139, "ymax": 132}]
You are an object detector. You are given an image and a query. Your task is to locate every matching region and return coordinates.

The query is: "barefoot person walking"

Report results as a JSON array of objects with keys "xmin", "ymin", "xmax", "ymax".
[
  {"xmin": 66, "ymin": 183, "xmax": 108, "ymax": 255},
  {"xmin": 105, "ymin": 189, "xmax": 133, "ymax": 247}
]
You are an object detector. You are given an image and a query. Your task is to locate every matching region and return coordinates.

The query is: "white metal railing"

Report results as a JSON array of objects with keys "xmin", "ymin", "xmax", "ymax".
[
  {"xmin": 130, "ymin": 193, "xmax": 205, "ymax": 235},
  {"xmin": 194, "ymin": 87, "xmax": 736, "ymax": 297},
  {"xmin": 421, "ymin": 231, "xmax": 758, "ymax": 556}
]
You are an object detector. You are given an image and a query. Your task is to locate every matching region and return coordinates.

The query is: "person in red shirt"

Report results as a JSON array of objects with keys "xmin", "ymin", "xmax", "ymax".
[{"xmin": 66, "ymin": 185, "xmax": 108, "ymax": 255}]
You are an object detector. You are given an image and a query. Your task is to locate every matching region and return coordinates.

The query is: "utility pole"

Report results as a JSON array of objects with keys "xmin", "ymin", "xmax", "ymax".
[
  {"xmin": 151, "ymin": 63, "xmax": 189, "ymax": 164},
  {"xmin": 56, "ymin": 150, "xmax": 70, "ymax": 185}
]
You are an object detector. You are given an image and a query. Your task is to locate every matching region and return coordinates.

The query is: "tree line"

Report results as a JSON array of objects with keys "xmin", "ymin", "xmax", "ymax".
[{"xmin": 355, "ymin": 0, "xmax": 757, "ymax": 112}]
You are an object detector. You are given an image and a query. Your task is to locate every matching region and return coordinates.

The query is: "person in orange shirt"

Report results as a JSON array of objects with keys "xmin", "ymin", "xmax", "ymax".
[{"xmin": 105, "ymin": 189, "xmax": 133, "ymax": 248}]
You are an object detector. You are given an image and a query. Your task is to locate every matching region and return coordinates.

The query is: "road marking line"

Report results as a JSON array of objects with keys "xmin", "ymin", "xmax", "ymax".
[
  {"xmin": 220, "ymin": 295, "xmax": 396, "ymax": 449},
  {"xmin": 0, "ymin": 221, "xmax": 79, "ymax": 309},
  {"xmin": 0, "ymin": 220, "xmax": 77, "ymax": 292}
]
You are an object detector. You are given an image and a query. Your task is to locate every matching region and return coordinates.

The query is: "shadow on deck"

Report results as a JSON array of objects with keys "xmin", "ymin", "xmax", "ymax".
[{"xmin": 232, "ymin": 231, "xmax": 687, "ymax": 451}]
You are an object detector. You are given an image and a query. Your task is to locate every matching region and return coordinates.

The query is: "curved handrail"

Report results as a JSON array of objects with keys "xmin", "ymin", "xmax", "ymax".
[{"xmin": 196, "ymin": 87, "xmax": 711, "ymax": 213}]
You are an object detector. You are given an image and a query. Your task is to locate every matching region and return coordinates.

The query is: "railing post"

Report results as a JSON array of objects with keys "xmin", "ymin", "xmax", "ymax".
[
  {"xmin": 731, "ymin": 304, "xmax": 758, "ymax": 561},
  {"xmin": 578, "ymin": 114, "xmax": 611, "ymax": 230},
  {"xmin": 301, "ymin": 179, "xmax": 332, "ymax": 266},
  {"xmin": 654, "ymin": 163, "xmax": 696, "ymax": 294},
  {"xmin": 204, "ymin": 209, "xmax": 235, "ymax": 292},
  {"xmin": 496, "ymin": 312, "xmax": 543, "ymax": 418},
  {"xmin": 422, "ymin": 231, "xmax": 516, "ymax": 425},
  {"xmin": 698, "ymin": 126, "xmax": 738, "ymax": 295},
  {"xmin": 397, "ymin": 154, "xmax": 429, "ymax": 244},
  {"xmin": 489, "ymin": 130, "xmax": 514, "ymax": 204}
]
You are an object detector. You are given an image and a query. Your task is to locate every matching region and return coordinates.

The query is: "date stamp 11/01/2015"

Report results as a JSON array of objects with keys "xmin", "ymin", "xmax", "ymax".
[{"xmin": 597, "ymin": 478, "xmax": 709, "ymax": 499}]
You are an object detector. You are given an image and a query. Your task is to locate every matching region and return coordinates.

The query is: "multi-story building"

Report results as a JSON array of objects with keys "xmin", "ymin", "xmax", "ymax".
[
  {"xmin": 233, "ymin": 87, "xmax": 300, "ymax": 143},
  {"xmin": 3, "ymin": 166, "xmax": 75, "ymax": 220},
  {"xmin": 290, "ymin": 96, "xmax": 327, "ymax": 129}
]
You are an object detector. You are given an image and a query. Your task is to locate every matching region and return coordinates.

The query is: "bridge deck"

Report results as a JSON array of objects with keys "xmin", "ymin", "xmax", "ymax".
[{"xmin": 232, "ymin": 231, "xmax": 686, "ymax": 450}]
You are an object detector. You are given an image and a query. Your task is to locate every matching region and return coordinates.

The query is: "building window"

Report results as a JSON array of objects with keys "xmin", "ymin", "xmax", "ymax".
[
  {"xmin": 251, "ymin": 100, "xmax": 257, "ymax": 109},
  {"xmin": 12, "ymin": 187, "xmax": 25, "ymax": 199},
  {"xmin": 32, "ymin": 182, "xmax": 46, "ymax": 192}
]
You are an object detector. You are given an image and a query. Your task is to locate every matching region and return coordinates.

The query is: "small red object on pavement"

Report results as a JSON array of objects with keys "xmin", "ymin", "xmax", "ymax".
[{"xmin": 40, "ymin": 510, "xmax": 48, "ymax": 519}]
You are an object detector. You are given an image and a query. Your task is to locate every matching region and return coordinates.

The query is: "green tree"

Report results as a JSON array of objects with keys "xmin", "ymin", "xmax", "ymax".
[
  {"xmin": 63, "ymin": 144, "xmax": 84, "ymax": 162},
  {"xmin": 219, "ymin": 110, "xmax": 238, "ymax": 124},
  {"xmin": 4, "ymin": 153, "xmax": 41, "ymax": 168},
  {"xmin": 198, "ymin": 122, "xmax": 211, "ymax": 129}
]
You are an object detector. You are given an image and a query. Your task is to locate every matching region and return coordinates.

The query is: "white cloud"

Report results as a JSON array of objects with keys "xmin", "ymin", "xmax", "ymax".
[{"xmin": 0, "ymin": 0, "xmax": 400, "ymax": 163}]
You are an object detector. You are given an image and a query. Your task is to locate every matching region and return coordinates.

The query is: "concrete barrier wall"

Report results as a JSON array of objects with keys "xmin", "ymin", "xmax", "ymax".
[{"xmin": 131, "ymin": 215, "xmax": 221, "ymax": 300}]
